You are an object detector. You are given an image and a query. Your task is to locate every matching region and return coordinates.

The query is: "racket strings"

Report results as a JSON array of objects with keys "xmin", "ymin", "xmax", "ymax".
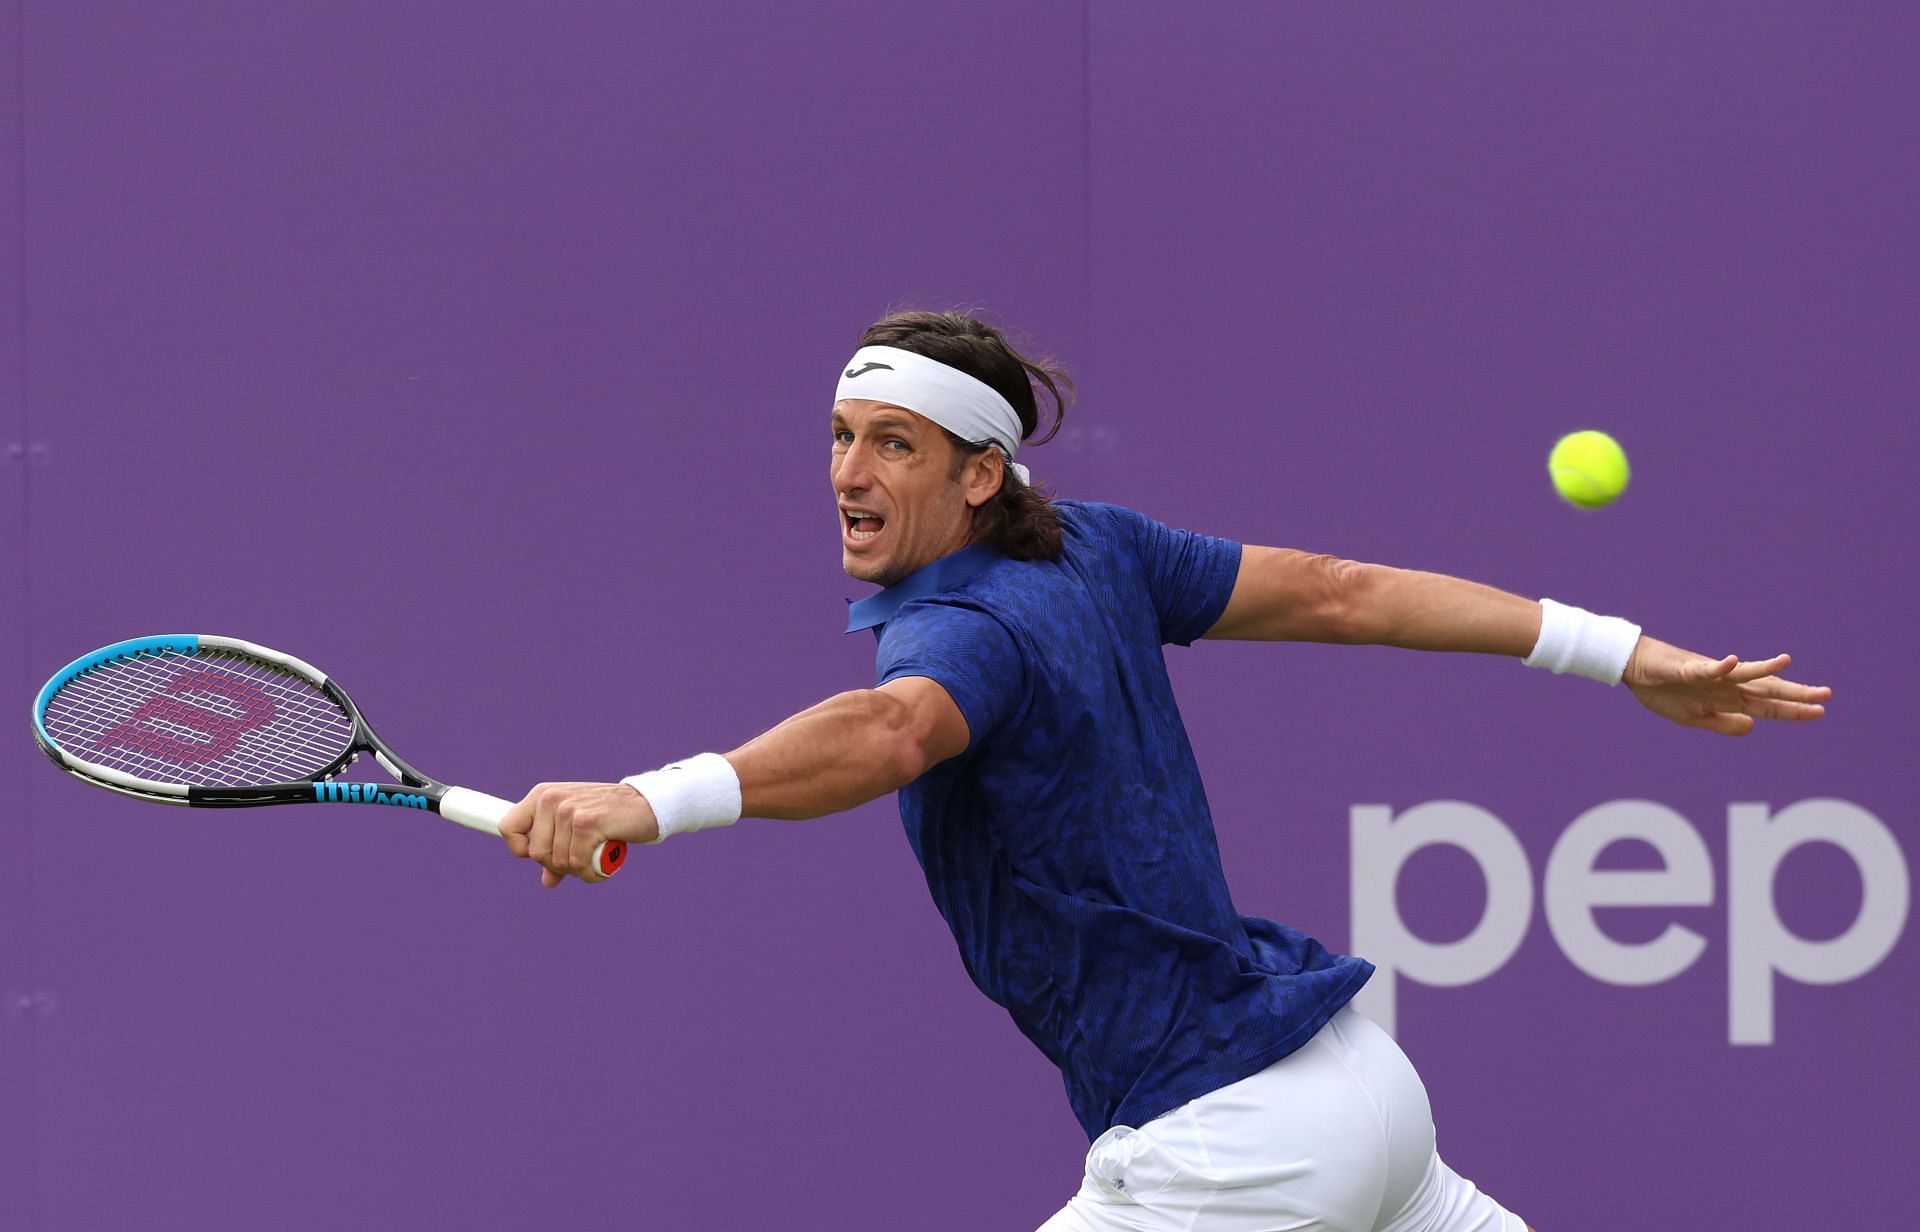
[{"xmin": 41, "ymin": 649, "xmax": 355, "ymax": 788}]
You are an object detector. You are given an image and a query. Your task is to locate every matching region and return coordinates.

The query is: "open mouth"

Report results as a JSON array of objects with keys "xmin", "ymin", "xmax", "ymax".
[{"xmin": 842, "ymin": 508, "xmax": 886, "ymax": 545}]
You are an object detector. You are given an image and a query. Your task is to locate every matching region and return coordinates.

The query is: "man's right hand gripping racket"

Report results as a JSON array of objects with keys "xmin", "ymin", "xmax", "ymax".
[{"xmin": 31, "ymin": 635, "xmax": 626, "ymax": 879}]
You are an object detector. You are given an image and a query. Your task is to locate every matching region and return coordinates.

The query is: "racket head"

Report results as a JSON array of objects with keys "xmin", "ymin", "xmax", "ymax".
[{"xmin": 32, "ymin": 635, "xmax": 363, "ymax": 804}]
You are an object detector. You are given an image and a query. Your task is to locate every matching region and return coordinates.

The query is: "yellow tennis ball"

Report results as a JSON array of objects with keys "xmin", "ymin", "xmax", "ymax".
[{"xmin": 1549, "ymin": 430, "xmax": 1630, "ymax": 509}]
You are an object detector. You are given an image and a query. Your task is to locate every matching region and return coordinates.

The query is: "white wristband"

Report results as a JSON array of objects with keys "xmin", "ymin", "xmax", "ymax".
[
  {"xmin": 622, "ymin": 753, "xmax": 742, "ymax": 844},
  {"xmin": 1524, "ymin": 598, "xmax": 1643, "ymax": 685}
]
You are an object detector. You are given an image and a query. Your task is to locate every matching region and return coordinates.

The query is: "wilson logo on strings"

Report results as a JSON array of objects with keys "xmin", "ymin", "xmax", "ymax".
[
  {"xmin": 312, "ymin": 781, "xmax": 429, "ymax": 809},
  {"xmin": 97, "ymin": 669, "xmax": 278, "ymax": 764}
]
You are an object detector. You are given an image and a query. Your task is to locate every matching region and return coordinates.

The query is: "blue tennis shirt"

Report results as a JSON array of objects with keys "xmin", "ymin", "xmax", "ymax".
[{"xmin": 845, "ymin": 500, "xmax": 1374, "ymax": 1139}]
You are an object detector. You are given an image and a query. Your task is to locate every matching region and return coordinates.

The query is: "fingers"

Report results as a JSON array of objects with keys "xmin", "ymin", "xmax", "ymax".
[
  {"xmin": 498, "ymin": 793, "xmax": 534, "ymax": 858},
  {"xmin": 1692, "ymin": 653, "xmax": 1805, "ymax": 687},
  {"xmin": 526, "ymin": 786, "xmax": 558, "ymax": 868},
  {"xmin": 1637, "ymin": 648, "xmax": 1832, "ymax": 736},
  {"xmin": 509, "ymin": 782, "xmax": 621, "ymax": 886},
  {"xmin": 534, "ymin": 795, "xmax": 571, "ymax": 886},
  {"xmin": 1726, "ymin": 655, "xmax": 1832, "ymax": 722},
  {"xmin": 1735, "ymin": 692, "xmax": 1827, "ymax": 722},
  {"xmin": 1697, "ymin": 710, "xmax": 1756, "ymax": 737},
  {"xmin": 495, "ymin": 785, "xmax": 581, "ymax": 883},
  {"xmin": 560, "ymin": 800, "xmax": 611, "ymax": 883},
  {"xmin": 554, "ymin": 797, "xmax": 577, "ymax": 875},
  {"xmin": 1743, "ymin": 675, "xmax": 1833, "ymax": 704},
  {"xmin": 547, "ymin": 796, "xmax": 598, "ymax": 883},
  {"xmin": 504, "ymin": 784, "xmax": 565, "ymax": 886},
  {"xmin": 1724, "ymin": 653, "xmax": 1791, "ymax": 684},
  {"xmin": 558, "ymin": 798, "xmax": 609, "ymax": 882},
  {"xmin": 1696, "ymin": 654, "xmax": 1739, "ymax": 679}
]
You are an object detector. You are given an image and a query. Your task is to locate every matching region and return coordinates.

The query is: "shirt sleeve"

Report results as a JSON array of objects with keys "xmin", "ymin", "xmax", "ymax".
[
  {"xmin": 875, "ymin": 601, "xmax": 1025, "ymax": 755},
  {"xmin": 1092, "ymin": 503, "xmax": 1244, "ymax": 646}
]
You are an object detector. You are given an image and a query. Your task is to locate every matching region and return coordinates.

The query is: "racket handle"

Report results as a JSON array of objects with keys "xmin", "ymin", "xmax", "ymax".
[
  {"xmin": 440, "ymin": 786, "xmax": 627, "ymax": 879},
  {"xmin": 591, "ymin": 840, "xmax": 628, "ymax": 877}
]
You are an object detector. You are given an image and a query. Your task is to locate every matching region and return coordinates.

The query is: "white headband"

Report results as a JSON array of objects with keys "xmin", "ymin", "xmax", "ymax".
[{"xmin": 834, "ymin": 345, "xmax": 1031, "ymax": 485}]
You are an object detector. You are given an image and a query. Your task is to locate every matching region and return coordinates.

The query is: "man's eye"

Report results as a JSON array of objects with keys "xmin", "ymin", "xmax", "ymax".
[
  {"xmin": 833, "ymin": 430, "xmax": 853, "ymax": 445},
  {"xmin": 884, "ymin": 439, "xmax": 910, "ymax": 452}
]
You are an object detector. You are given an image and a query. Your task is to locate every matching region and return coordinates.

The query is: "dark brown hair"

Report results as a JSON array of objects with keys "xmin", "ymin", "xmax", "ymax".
[{"xmin": 856, "ymin": 310, "xmax": 1072, "ymax": 561}]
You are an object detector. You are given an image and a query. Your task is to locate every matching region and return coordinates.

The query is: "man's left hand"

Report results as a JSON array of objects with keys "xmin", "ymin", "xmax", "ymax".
[{"xmin": 1622, "ymin": 637, "xmax": 1831, "ymax": 736}]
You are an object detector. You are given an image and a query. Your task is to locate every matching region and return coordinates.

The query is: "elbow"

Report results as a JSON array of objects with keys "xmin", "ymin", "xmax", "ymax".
[
  {"xmin": 1324, "ymin": 557, "xmax": 1379, "ymax": 644},
  {"xmin": 866, "ymin": 689, "xmax": 941, "ymax": 788}
]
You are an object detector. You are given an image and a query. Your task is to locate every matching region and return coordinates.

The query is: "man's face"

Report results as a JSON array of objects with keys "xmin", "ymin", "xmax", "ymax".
[{"xmin": 832, "ymin": 399, "xmax": 993, "ymax": 586}]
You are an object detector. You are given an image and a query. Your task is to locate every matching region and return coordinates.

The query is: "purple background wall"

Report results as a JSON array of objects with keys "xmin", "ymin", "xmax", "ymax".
[{"xmin": 3, "ymin": 3, "xmax": 1912, "ymax": 1229}]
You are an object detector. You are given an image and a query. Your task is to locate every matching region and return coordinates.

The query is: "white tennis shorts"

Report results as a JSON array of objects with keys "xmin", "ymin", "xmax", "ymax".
[{"xmin": 1036, "ymin": 1007, "xmax": 1527, "ymax": 1232}]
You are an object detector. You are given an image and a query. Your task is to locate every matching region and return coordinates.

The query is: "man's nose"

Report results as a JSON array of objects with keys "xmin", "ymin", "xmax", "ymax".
[{"xmin": 834, "ymin": 439, "xmax": 874, "ymax": 491}]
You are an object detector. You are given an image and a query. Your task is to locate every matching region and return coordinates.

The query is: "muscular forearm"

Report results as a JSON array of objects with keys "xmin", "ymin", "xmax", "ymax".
[
  {"xmin": 725, "ymin": 688, "xmax": 934, "ymax": 820},
  {"xmin": 1340, "ymin": 562, "xmax": 1546, "ymax": 656}
]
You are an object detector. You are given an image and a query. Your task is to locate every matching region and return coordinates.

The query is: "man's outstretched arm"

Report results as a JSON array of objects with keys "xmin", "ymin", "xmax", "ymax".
[
  {"xmin": 1204, "ymin": 546, "xmax": 1831, "ymax": 735},
  {"xmin": 1205, "ymin": 548, "xmax": 1544, "ymax": 653},
  {"xmin": 497, "ymin": 676, "xmax": 969, "ymax": 886},
  {"xmin": 727, "ymin": 677, "xmax": 969, "ymax": 819}
]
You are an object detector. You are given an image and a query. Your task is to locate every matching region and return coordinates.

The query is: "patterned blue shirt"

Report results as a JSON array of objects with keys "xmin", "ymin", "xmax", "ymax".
[{"xmin": 846, "ymin": 501, "xmax": 1374, "ymax": 1139}]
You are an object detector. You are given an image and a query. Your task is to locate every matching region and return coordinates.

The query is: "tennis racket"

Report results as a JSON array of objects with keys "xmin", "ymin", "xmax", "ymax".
[{"xmin": 31, "ymin": 634, "xmax": 626, "ymax": 878}]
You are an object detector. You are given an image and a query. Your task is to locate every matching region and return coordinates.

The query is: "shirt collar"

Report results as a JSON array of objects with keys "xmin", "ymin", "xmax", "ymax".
[{"xmin": 845, "ymin": 542, "xmax": 1005, "ymax": 634}]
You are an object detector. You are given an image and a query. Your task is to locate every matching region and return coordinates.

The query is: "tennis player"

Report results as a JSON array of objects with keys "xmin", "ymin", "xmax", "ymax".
[{"xmin": 498, "ymin": 310, "xmax": 1830, "ymax": 1232}]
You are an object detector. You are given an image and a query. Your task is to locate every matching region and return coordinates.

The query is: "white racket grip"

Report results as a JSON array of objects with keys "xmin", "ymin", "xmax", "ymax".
[
  {"xmin": 439, "ymin": 786, "xmax": 626, "ymax": 879},
  {"xmin": 439, "ymin": 786, "xmax": 512, "ymax": 834}
]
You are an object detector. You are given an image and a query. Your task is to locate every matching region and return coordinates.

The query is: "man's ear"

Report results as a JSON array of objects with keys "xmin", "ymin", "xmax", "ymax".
[{"xmin": 963, "ymin": 448, "xmax": 1005, "ymax": 509}]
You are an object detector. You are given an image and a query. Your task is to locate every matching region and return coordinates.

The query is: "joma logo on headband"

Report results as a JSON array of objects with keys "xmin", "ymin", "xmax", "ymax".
[{"xmin": 844, "ymin": 362, "xmax": 894, "ymax": 379}]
